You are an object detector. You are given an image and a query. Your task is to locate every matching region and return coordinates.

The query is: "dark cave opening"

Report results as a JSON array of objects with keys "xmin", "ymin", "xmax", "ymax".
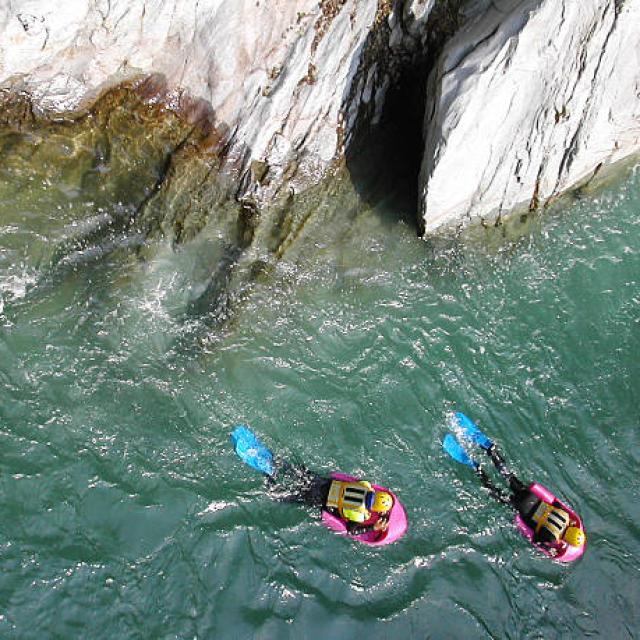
[
  {"xmin": 345, "ymin": 61, "xmax": 429, "ymax": 235},
  {"xmin": 343, "ymin": 2, "xmax": 466, "ymax": 237}
]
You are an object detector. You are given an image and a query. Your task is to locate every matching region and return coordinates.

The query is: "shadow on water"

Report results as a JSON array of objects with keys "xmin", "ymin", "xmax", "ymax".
[{"xmin": 344, "ymin": 63, "xmax": 428, "ymax": 233}]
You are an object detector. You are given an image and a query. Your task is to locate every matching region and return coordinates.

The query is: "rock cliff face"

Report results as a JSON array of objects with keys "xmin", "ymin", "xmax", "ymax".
[
  {"xmin": 419, "ymin": 0, "xmax": 640, "ymax": 232},
  {"xmin": 1, "ymin": 0, "xmax": 638, "ymax": 236}
]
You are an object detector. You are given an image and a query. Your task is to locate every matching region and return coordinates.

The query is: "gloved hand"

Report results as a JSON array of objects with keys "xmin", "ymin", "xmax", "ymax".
[{"xmin": 373, "ymin": 516, "xmax": 389, "ymax": 532}]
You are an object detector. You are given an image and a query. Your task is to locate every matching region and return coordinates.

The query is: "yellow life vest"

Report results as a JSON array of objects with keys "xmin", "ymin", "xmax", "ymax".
[
  {"xmin": 325, "ymin": 480, "xmax": 373, "ymax": 523},
  {"xmin": 532, "ymin": 502, "xmax": 570, "ymax": 541}
]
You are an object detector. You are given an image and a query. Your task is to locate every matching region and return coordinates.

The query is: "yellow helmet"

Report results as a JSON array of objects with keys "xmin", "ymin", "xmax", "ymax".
[
  {"xmin": 564, "ymin": 526, "xmax": 585, "ymax": 547},
  {"xmin": 372, "ymin": 491, "xmax": 393, "ymax": 513}
]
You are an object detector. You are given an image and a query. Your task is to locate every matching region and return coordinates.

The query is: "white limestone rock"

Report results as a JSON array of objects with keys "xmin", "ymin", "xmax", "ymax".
[{"xmin": 419, "ymin": 0, "xmax": 640, "ymax": 234}]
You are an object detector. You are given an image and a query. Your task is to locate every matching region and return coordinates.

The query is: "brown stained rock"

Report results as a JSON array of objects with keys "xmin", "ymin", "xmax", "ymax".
[
  {"xmin": 312, "ymin": 0, "xmax": 348, "ymax": 55},
  {"xmin": 0, "ymin": 90, "xmax": 37, "ymax": 129},
  {"xmin": 0, "ymin": 76, "xmax": 229, "ymax": 244},
  {"xmin": 250, "ymin": 160, "xmax": 269, "ymax": 185}
]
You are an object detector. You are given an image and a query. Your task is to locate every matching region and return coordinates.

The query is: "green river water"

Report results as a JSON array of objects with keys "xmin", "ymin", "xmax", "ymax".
[{"xmin": 0, "ymin": 123, "xmax": 639, "ymax": 638}]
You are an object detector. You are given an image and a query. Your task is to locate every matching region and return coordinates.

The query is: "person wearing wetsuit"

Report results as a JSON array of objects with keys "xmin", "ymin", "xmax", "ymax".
[
  {"xmin": 477, "ymin": 445, "xmax": 584, "ymax": 550},
  {"xmin": 268, "ymin": 462, "xmax": 393, "ymax": 537}
]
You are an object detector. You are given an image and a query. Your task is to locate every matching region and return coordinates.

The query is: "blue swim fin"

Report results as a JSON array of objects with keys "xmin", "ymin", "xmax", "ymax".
[
  {"xmin": 453, "ymin": 412, "xmax": 494, "ymax": 451},
  {"xmin": 443, "ymin": 433, "xmax": 479, "ymax": 470},
  {"xmin": 231, "ymin": 425, "xmax": 276, "ymax": 477}
]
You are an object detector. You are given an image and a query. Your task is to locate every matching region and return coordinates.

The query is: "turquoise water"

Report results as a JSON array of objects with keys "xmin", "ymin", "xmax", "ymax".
[{"xmin": 1, "ymin": 152, "xmax": 639, "ymax": 638}]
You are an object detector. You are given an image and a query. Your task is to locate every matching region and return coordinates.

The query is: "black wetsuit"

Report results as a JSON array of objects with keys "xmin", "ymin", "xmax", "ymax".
[{"xmin": 478, "ymin": 446, "xmax": 557, "ymax": 546}]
